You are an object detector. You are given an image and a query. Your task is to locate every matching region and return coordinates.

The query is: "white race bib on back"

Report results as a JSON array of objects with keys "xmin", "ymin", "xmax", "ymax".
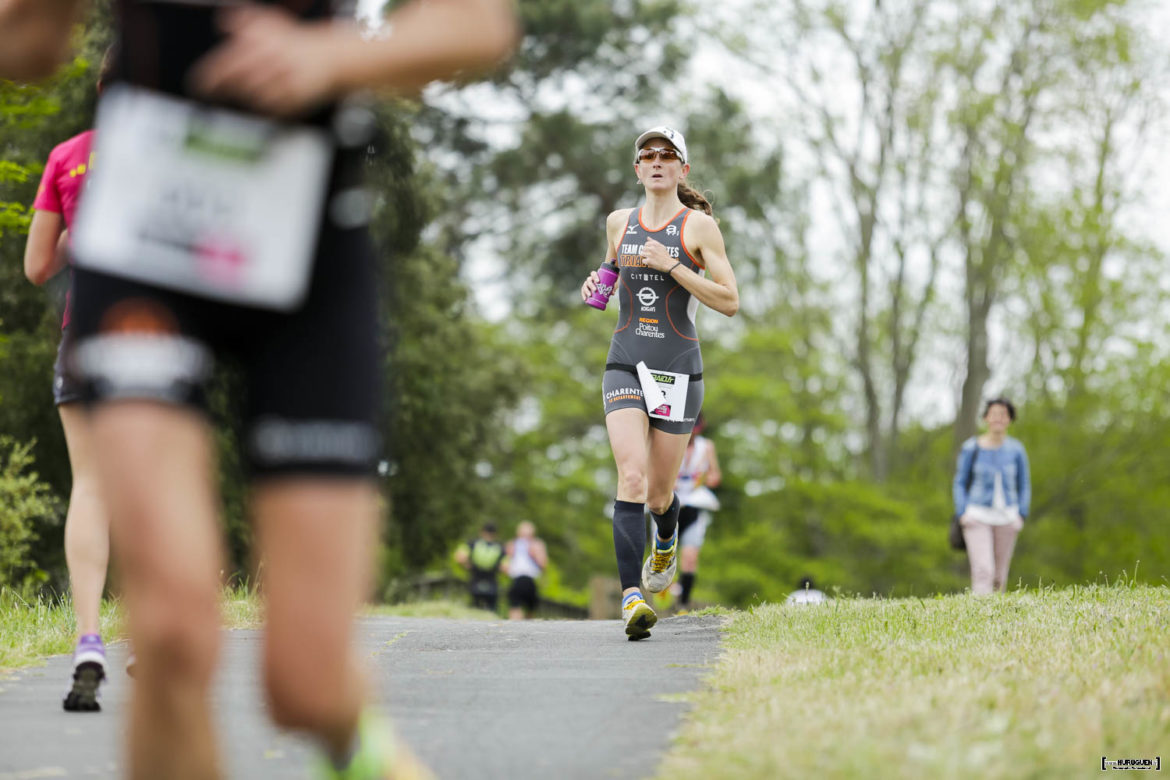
[{"xmin": 72, "ymin": 85, "xmax": 333, "ymax": 311}]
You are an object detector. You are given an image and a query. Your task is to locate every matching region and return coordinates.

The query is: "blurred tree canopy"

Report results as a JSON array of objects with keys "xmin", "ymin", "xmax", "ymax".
[{"xmin": 0, "ymin": 0, "xmax": 1166, "ymax": 608}]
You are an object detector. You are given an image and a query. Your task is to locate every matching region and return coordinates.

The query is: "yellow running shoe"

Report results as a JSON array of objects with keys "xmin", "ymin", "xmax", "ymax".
[
  {"xmin": 640, "ymin": 533, "xmax": 678, "ymax": 594},
  {"xmin": 622, "ymin": 594, "xmax": 658, "ymax": 641}
]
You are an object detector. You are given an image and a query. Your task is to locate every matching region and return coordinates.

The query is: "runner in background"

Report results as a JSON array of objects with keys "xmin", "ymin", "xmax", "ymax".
[
  {"xmin": 453, "ymin": 523, "xmax": 505, "ymax": 612},
  {"xmin": 580, "ymin": 126, "xmax": 739, "ymax": 640},
  {"xmin": 0, "ymin": 1, "xmax": 517, "ymax": 778},
  {"xmin": 503, "ymin": 521, "xmax": 547, "ymax": 620},
  {"xmin": 22, "ymin": 49, "xmax": 110, "ymax": 711},
  {"xmin": 672, "ymin": 413, "xmax": 721, "ymax": 613}
]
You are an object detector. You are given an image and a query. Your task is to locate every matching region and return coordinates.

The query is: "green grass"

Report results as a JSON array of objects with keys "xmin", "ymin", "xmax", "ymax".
[
  {"xmin": 363, "ymin": 600, "xmax": 499, "ymax": 620},
  {"xmin": 0, "ymin": 587, "xmax": 491, "ymax": 672},
  {"xmin": 0, "ymin": 583, "xmax": 267, "ymax": 671},
  {"xmin": 0, "ymin": 588, "xmax": 125, "ymax": 671},
  {"xmin": 658, "ymin": 584, "xmax": 1170, "ymax": 779},
  {"xmin": 219, "ymin": 582, "xmax": 265, "ymax": 629}
]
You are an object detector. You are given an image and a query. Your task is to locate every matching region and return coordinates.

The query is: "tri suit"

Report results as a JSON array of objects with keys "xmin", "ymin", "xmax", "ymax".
[
  {"xmin": 602, "ymin": 206, "xmax": 705, "ymax": 434},
  {"xmin": 68, "ymin": 0, "xmax": 382, "ymax": 479}
]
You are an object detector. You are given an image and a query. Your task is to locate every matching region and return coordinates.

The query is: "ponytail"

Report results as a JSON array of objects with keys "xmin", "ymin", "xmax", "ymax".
[{"xmin": 678, "ymin": 181, "xmax": 713, "ymax": 216}]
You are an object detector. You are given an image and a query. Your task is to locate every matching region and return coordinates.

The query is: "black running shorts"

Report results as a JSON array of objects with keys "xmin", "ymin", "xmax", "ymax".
[
  {"xmin": 68, "ymin": 221, "xmax": 382, "ymax": 479},
  {"xmin": 52, "ymin": 328, "xmax": 86, "ymax": 407},
  {"xmin": 507, "ymin": 575, "xmax": 539, "ymax": 612},
  {"xmin": 602, "ymin": 368, "xmax": 703, "ymax": 435}
]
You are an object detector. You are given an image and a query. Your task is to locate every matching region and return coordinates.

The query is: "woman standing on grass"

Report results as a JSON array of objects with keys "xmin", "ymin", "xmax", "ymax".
[
  {"xmin": 579, "ymin": 126, "xmax": 738, "ymax": 640},
  {"xmin": 953, "ymin": 398, "xmax": 1031, "ymax": 595}
]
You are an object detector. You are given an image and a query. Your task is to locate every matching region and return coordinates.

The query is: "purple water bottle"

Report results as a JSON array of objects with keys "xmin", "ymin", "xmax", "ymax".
[{"xmin": 585, "ymin": 261, "xmax": 620, "ymax": 310}]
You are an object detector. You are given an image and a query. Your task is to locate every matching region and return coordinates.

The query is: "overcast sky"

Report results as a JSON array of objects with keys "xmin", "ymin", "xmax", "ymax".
[{"xmin": 353, "ymin": 0, "xmax": 1167, "ymax": 255}]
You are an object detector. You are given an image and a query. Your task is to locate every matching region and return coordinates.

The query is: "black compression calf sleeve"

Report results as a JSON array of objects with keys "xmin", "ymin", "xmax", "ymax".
[
  {"xmin": 680, "ymin": 572, "xmax": 696, "ymax": 606},
  {"xmin": 613, "ymin": 499, "xmax": 647, "ymax": 590},
  {"xmin": 651, "ymin": 493, "xmax": 681, "ymax": 540}
]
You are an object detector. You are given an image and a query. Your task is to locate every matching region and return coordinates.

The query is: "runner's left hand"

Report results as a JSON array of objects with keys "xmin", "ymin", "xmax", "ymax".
[
  {"xmin": 191, "ymin": 6, "xmax": 355, "ymax": 117},
  {"xmin": 642, "ymin": 239, "xmax": 674, "ymax": 273}
]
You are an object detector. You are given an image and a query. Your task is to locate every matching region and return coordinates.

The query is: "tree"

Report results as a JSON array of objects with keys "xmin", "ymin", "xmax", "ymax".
[
  {"xmin": 416, "ymin": 0, "xmax": 688, "ymax": 300},
  {"xmin": 723, "ymin": 0, "xmax": 953, "ymax": 480}
]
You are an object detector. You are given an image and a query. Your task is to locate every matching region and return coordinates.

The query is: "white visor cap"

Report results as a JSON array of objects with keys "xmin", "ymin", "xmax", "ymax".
[{"xmin": 634, "ymin": 126, "xmax": 687, "ymax": 165}]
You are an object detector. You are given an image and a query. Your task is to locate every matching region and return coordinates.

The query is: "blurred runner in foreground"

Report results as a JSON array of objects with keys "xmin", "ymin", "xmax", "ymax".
[{"xmin": 1, "ymin": 1, "xmax": 518, "ymax": 778}]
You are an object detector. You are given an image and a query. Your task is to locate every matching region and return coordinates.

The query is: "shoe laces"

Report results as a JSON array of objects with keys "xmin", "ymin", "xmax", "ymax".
[{"xmin": 649, "ymin": 543, "xmax": 675, "ymax": 573}]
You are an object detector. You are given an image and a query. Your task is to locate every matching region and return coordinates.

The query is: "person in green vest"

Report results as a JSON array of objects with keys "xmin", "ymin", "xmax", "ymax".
[{"xmin": 453, "ymin": 523, "xmax": 506, "ymax": 612}]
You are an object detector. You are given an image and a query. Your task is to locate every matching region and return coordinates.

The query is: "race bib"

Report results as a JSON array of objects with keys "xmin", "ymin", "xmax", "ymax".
[
  {"xmin": 634, "ymin": 361, "xmax": 689, "ymax": 422},
  {"xmin": 72, "ymin": 85, "xmax": 333, "ymax": 311}
]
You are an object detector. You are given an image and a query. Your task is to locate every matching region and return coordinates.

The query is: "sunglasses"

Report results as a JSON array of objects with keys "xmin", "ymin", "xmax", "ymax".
[{"xmin": 637, "ymin": 146, "xmax": 682, "ymax": 163}]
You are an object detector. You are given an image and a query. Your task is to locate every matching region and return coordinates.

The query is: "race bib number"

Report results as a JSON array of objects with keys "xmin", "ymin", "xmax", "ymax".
[
  {"xmin": 635, "ymin": 361, "xmax": 689, "ymax": 422},
  {"xmin": 72, "ymin": 85, "xmax": 333, "ymax": 310}
]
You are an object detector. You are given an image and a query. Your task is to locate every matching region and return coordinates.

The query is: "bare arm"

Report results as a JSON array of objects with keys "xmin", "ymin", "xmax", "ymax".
[
  {"xmin": 531, "ymin": 540, "xmax": 548, "ymax": 570},
  {"xmin": 704, "ymin": 442, "xmax": 722, "ymax": 489},
  {"xmin": 0, "ymin": 0, "xmax": 87, "ymax": 81},
  {"xmin": 23, "ymin": 210, "xmax": 66, "ymax": 285},
  {"xmin": 193, "ymin": 0, "xmax": 519, "ymax": 117},
  {"xmin": 642, "ymin": 212, "xmax": 739, "ymax": 317},
  {"xmin": 580, "ymin": 209, "xmax": 632, "ymax": 300}
]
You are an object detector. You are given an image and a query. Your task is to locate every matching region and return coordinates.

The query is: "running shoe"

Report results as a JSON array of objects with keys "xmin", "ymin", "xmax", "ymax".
[
  {"xmin": 63, "ymin": 634, "xmax": 106, "ymax": 712},
  {"xmin": 622, "ymin": 593, "xmax": 657, "ymax": 641},
  {"xmin": 315, "ymin": 710, "xmax": 434, "ymax": 780},
  {"xmin": 640, "ymin": 532, "xmax": 678, "ymax": 594}
]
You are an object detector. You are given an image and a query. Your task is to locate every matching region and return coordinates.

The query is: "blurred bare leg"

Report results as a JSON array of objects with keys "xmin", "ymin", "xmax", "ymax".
[
  {"xmin": 93, "ymin": 402, "xmax": 224, "ymax": 780},
  {"xmin": 254, "ymin": 479, "xmax": 378, "ymax": 759}
]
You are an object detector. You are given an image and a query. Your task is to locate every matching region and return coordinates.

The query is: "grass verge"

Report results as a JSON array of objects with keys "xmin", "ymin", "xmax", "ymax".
[
  {"xmin": 0, "ymin": 583, "xmax": 267, "ymax": 671},
  {"xmin": 364, "ymin": 600, "xmax": 499, "ymax": 620},
  {"xmin": 0, "ymin": 588, "xmax": 125, "ymax": 671},
  {"xmin": 0, "ymin": 587, "xmax": 491, "ymax": 671},
  {"xmin": 658, "ymin": 584, "xmax": 1170, "ymax": 779}
]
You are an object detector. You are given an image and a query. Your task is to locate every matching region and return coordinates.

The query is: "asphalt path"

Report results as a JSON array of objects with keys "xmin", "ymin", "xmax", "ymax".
[{"xmin": 0, "ymin": 614, "xmax": 722, "ymax": 779}]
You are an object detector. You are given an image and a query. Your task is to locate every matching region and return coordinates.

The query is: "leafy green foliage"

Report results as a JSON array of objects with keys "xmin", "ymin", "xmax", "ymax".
[
  {"xmin": 0, "ymin": 0, "xmax": 1166, "ymax": 608},
  {"xmin": 367, "ymin": 104, "xmax": 527, "ymax": 575},
  {"xmin": 0, "ymin": 437, "xmax": 62, "ymax": 591}
]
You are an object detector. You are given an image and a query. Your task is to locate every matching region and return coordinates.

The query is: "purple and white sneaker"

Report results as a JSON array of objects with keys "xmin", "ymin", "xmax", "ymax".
[{"xmin": 63, "ymin": 634, "xmax": 106, "ymax": 712}]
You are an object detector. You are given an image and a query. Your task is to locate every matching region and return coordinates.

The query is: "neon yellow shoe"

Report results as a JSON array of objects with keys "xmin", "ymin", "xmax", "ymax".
[
  {"xmin": 622, "ymin": 593, "xmax": 658, "ymax": 641},
  {"xmin": 316, "ymin": 710, "xmax": 434, "ymax": 780}
]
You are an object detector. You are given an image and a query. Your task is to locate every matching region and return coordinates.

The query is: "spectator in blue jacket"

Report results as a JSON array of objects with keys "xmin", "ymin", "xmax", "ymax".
[{"xmin": 953, "ymin": 397, "xmax": 1031, "ymax": 594}]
